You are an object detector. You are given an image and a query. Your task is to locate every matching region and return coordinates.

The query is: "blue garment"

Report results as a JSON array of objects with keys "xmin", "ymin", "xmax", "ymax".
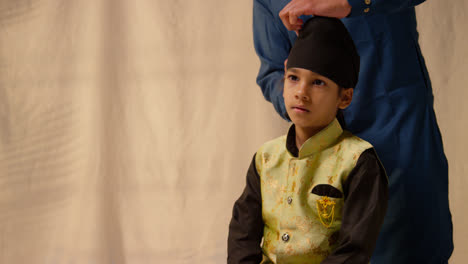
[{"xmin": 253, "ymin": 0, "xmax": 453, "ymax": 263}]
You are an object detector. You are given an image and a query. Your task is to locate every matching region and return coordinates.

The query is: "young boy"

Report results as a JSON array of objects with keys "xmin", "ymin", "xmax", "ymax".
[{"xmin": 228, "ymin": 17, "xmax": 388, "ymax": 264}]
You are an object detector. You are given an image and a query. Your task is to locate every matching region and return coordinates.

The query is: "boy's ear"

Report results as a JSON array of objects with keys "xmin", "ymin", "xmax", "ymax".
[{"xmin": 338, "ymin": 88, "xmax": 353, "ymax": 110}]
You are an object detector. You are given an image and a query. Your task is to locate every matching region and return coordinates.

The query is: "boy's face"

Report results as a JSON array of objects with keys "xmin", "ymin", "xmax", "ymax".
[{"xmin": 283, "ymin": 67, "xmax": 353, "ymax": 131}]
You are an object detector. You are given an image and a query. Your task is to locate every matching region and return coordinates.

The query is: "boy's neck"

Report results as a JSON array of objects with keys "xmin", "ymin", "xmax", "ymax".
[{"xmin": 294, "ymin": 125, "xmax": 326, "ymax": 151}]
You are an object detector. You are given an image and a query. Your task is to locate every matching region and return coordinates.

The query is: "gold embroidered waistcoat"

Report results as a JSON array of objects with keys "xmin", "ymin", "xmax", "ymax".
[{"xmin": 256, "ymin": 119, "xmax": 372, "ymax": 264}]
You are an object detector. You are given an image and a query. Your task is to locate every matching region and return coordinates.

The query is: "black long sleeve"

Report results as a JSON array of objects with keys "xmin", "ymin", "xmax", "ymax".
[
  {"xmin": 227, "ymin": 154, "xmax": 264, "ymax": 264},
  {"xmin": 321, "ymin": 148, "xmax": 389, "ymax": 264}
]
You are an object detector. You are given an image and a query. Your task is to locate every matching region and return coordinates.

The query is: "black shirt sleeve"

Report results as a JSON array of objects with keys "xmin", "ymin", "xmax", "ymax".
[
  {"xmin": 227, "ymin": 154, "xmax": 264, "ymax": 264},
  {"xmin": 321, "ymin": 148, "xmax": 389, "ymax": 264}
]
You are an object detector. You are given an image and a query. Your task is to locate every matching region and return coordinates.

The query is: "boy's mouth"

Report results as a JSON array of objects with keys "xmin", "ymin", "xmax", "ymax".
[{"xmin": 292, "ymin": 106, "xmax": 310, "ymax": 113}]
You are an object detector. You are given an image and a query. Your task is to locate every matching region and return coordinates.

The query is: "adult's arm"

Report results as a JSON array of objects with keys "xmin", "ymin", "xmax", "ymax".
[
  {"xmin": 321, "ymin": 148, "xmax": 389, "ymax": 264},
  {"xmin": 253, "ymin": 0, "xmax": 292, "ymax": 120},
  {"xmin": 227, "ymin": 154, "xmax": 264, "ymax": 264},
  {"xmin": 279, "ymin": 0, "xmax": 426, "ymax": 31}
]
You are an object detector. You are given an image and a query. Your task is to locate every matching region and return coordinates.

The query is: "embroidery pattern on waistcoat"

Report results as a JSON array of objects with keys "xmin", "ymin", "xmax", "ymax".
[{"xmin": 316, "ymin": 196, "xmax": 336, "ymax": 228}]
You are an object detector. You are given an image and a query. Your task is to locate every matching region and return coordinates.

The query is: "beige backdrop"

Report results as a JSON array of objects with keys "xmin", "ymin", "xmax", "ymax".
[{"xmin": 0, "ymin": 0, "xmax": 466, "ymax": 263}]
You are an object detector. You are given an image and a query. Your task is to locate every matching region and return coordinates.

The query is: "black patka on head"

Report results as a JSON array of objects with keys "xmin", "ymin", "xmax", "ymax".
[{"xmin": 286, "ymin": 16, "xmax": 360, "ymax": 89}]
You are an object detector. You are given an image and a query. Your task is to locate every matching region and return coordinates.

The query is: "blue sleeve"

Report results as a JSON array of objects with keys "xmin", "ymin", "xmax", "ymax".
[
  {"xmin": 347, "ymin": 0, "xmax": 426, "ymax": 16},
  {"xmin": 253, "ymin": 0, "xmax": 292, "ymax": 121}
]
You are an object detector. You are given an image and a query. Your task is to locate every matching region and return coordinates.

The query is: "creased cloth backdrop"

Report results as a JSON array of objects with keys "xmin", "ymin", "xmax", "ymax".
[{"xmin": 0, "ymin": 0, "xmax": 466, "ymax": 263}]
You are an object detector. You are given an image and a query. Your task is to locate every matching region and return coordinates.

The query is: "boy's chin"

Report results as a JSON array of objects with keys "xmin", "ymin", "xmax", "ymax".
[
  {"xmin": 290, "ymin": 116, "xmax": 331, "ymax": 132},
  {"xmin": 290, "ymin": 117, "xmax": 314, "ymax": 128}
]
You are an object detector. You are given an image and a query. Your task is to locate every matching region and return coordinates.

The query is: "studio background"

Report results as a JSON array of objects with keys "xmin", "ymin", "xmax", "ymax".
[{"xmin": 0, "ymin": 0, "xmax": 466, "ymax": 263}]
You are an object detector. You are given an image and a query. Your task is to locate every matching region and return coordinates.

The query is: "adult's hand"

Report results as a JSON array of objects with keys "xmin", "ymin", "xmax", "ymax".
[{"xmin": 279, "ymin": 0, "xmax": 352, "ymax": 32}]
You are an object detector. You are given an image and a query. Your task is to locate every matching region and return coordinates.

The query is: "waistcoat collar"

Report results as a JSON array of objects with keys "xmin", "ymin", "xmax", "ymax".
[{"xmin": 286, "ymin": 118, "xmax": 343, "ymax": 158}]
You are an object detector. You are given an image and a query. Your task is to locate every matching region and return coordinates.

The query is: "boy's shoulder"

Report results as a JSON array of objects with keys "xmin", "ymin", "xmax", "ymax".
[
  {"xmin": 339, "ymin": 130, "xmax": 387, "ymax": 180},
  {"xmin": 337, "ymin": 131, "xmax": 384, "ymax": 173},
  {"xmin": 337, "ymin": 130, "xmax": 373, "ymax": 151},
  {"xmin": 254, "ymin": 134, "xmax": 288, "ymax": 173},
  {"xmin": 257, "ymin": 134, "xmax": 287, "ymax": 153}
]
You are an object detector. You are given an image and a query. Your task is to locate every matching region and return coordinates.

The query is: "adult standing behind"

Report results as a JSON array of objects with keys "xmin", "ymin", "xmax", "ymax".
[{"xmin": 253, "ymin": 0, "xmax": 453, "ymax": 263}]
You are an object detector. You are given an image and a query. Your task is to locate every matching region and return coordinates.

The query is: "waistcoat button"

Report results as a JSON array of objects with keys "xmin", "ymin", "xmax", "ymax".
[{"xmin": 282, "ymin": 233, "xmax": 290, "ymax": 242}]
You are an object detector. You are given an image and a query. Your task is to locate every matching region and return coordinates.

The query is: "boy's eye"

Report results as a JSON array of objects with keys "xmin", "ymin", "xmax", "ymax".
[
  {"xmin": 287, "ymin": 74, "xmax": 299, "ymax": 82},
  {"xmin": 313, "ymin": 79, "xmax": 326, "ymax": 86}
]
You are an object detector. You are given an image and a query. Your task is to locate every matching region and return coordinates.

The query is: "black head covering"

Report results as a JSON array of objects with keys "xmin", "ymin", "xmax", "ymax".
[{"xmin": 286, "ymin": 16, "xmax": 360, "ymax": 89}]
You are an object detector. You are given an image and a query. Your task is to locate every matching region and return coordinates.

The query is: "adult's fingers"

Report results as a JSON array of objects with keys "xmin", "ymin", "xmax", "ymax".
[
  {"xmin": 279, "ymin": 11, "xmax": 302, "ymax": 31},
  {"xmin": 279, "ymin": 1, "xmax": 306, "ymax": 31},
  {"xmin": 279, "ymin": 8, "xmax": 293, "ymax": 30},
  {"xmin": 289, "ymin": 12, "xmax": 297, "ymax": 27}
]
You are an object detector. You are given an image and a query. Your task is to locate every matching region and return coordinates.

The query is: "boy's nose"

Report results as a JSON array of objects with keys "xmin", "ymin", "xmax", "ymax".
[{"xmin": 295, "ymin": 84, "xmax": 309, "ymax": 101}]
